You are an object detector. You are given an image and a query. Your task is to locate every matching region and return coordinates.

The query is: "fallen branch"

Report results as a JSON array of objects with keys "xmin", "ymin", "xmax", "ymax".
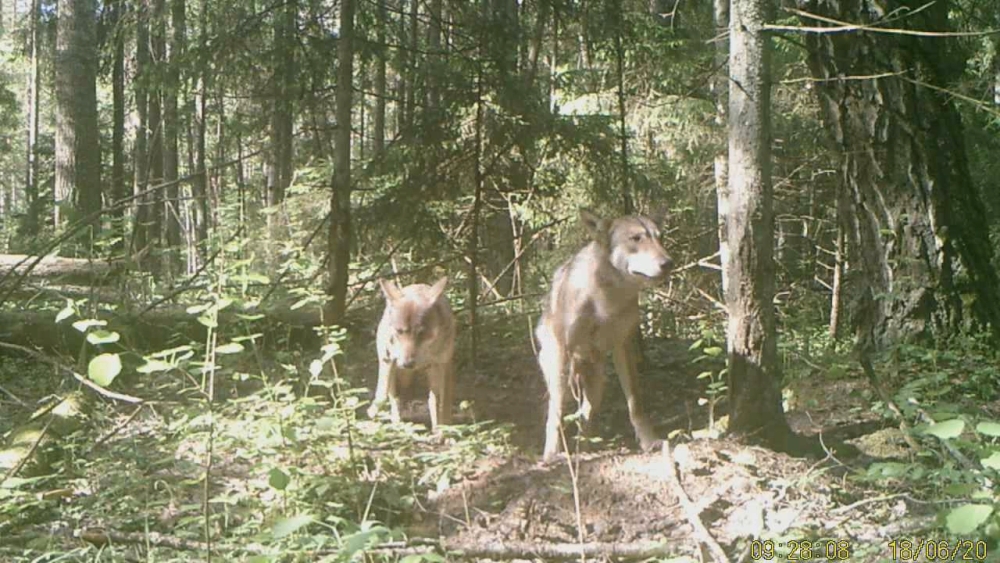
[
  {"xmin": 0, "ymin": 342, "xmax": 143, "ymax": 404},
  {"xmin": 30, "ymin": 529, "xmax": 681, "ymax": 561},
  {"xmin": 661, "ymin": 441, "xmax": 731, "ymax": 563}
]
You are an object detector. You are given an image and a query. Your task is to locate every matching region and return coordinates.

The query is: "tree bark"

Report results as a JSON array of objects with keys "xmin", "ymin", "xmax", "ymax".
[
  {"xmin": 268, "ymin": 0, "xmax": 296, "ymax": 206},
  {"xmin": 712, "ymin": 0, "xmax": 728, "ymax": 296},
  {"xmin": 148, "ymin": 0, "xmax": 165, "ymax": 259},
  {"xmin": 798, "ymin": 0, "xmax": 1000, "ymax": 349},
  {"xmin": 325, "ymin": 0, "xmax": 355, "ymax": 323},
  {"xmin": 55, "ymin": 0, "xmax": 102, "ymax": 239},
  {"xmin": 21, "ymin": 0, "xmax": 41, "ymax": 239},
  {"xmin": 134, "ymin": 0, "xmax": 151, "ymax": 261},
  {"xmin": 373, "ymin": 0, "xmax": 386, "ymax": 161},
  {"xmin": 725, "ymin": 0, "xmax": 790, "ymax": 446},
  {"xmin": 163, "ymin": 0, "xmax": 185, "ymax": 256},
  {"xmin": 191, "ymin": 0, "xmax": 209, "ymax": 250},
  {"xmin": 110, "ymin": 0, "xmax": 127, "ymax": 250}
]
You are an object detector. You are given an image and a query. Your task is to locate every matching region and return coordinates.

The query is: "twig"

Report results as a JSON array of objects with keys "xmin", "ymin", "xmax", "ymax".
[
  {"xmin": 0, "ymin": 342, "xmax": 143, "ymax": 404},
  {"xmin": 661, "ymin": 441, "xmax": 731, "ymax": 563},
  {"xmin": 0, "ymin": 416, "xmax": 53, "ymax": 486},
  {"xmin": 0, "ymin": 383, "xmax": 28, "ymax": 407},
  {"xmin": 89, "ymin": 405, "xmax": 146, "ymax": 453}
]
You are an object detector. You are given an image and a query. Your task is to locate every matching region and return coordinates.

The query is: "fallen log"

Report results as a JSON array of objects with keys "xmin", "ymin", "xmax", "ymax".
[{"xmin": 0, "ymin": 254, "xmax": 120, "ymax": 285}]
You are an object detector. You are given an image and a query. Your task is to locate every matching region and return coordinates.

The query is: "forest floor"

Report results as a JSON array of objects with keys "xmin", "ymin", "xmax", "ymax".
[{"xmin": 0, "ymin": 305, "xmax": 959, "ymax": 562}]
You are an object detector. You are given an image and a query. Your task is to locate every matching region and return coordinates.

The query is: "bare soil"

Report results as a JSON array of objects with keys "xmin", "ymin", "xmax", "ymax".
[{"xmin": 340, "ymin": 310, "xmax": 915, "ymax": 562}]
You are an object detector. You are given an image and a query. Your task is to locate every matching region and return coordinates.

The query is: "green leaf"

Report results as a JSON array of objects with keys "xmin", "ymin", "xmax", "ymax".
[
  {"xmin": 198, "ymin": 314, "xmax": 217, "ymax": 328},
  {"xmin": 55, "ymin": 303, "xmax": 75, "ymax": 323},
  {"xmin": 945, "ymin": 504, "xmax": 993, "ymax": 535},
  {"xmin": 341, "ymin": 526, "xmax": 390, "ymax": 559},
  {"xmin": 72, "ymin": 319, "xmax": 107, "ymax": 333},
  {"xmin": 268, "ymin": 468, "xmax": 290, "ymax": 491},
  {"xmin": 88, "ymin": 353, "xmax": 122, "ymax": 387},
  {"xmin": 975, "ymin": 421, "xmax": 1000, "ymax": 437},
  {"xmin": 923, "ymin": 419, "xmax": 964, "ymax": 440},
  {"xmin": 137, "ymin": 359, "xmax": 173, "ymax": 374},
  {"xmin": 271, "ymin": 513, "xmax": 313, "ymax": 539},
  {"xmin": 704, "ymin": 346, "xmax": 724, "ymax": 357},
  {"xmin": 86, "ymin": 330, "xmax": 121, "ymax": 345},
  {"xmin": 215, "ymin": 342, "xmax": 244, "ymax": 355},
  {"xmin": 981, "ymin": 452, "xmax": 1000, "ymax": 470}
]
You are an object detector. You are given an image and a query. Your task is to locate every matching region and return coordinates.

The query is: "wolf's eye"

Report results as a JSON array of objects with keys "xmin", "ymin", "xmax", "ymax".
[
  {"xmin": 630, "ymin": 234, "xmax": 642, "ymax": 242},
  {"xmin": 396, "ymin": 327, "xmax": 407, "ymax": 335}
]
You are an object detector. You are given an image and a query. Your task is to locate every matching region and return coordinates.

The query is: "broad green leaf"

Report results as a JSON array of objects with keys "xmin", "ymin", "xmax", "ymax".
[
  {"xmin": 268, "ymin": 468, "xmax": 290, "ymax": 491},
  {"xmin": 88, "ymin": 354, "xmax": 122, "ymax": 387},
  {"xmin": 198, "ymin": 314, "xmax": 217, "ymax": 328},
  {"xmin": 215, "ymin": 342, "xmax": 244, "ymax": 355},
  {"xmin": 704, "ymin": 346, "xmax": 724, "ymax": 357},
  {"xmin": 945, "ymin": 504, "xmax": 993, "ymax": 535},
  {"xmin": 86, "ymin": 330, "xmax": 120, "ymax": 345},
  {"xmin": 976, "ymin": 421, "xmax": 1000, "ymax": 437},
  {"xmin": 923, "ymin": 419, "xmax": 964, "ymax": 440},
  {"xmin": 55, "ymin": 304, "xmax": 75, "ymax": 323},
  {"xmin": 981, "ymin": 452, "xmax": 1000, "ymax": 470},
  {"xmin": 272, "ymin": 513, "xmax": 313, "ymax": 539}
]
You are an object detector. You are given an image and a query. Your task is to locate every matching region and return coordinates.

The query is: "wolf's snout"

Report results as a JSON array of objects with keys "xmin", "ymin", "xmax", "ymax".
[
  {"xmin": 661, "ymin": 256, "xmax": 674, "ymax": 273},
  {"xmin": 398, "ymin": 357, "xmax": 417, "ymax": 369}
]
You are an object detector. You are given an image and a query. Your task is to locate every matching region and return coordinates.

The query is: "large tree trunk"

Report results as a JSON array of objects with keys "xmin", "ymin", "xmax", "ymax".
[
  {"xmin": 21, "ymin": 0, "xmax": 41, "ymax": 239},
  {"xmin": 325, "ymin": 0, "xmax": 354, "ymax": 323},
  {"xmin": 55, "ymin": 0, "xmax": 102, "ymax": 239},
  {"xmin": 798, "ymin": 0, "xmax": 1000, "ymax": 350},
  {"xmin": 725, "ymin": 0, "xmax": 790, "ymax": 446}
]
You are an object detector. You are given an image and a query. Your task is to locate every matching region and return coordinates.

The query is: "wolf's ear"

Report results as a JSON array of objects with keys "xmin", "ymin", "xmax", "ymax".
[
  {"xmin": 580, "ymin": 208, "xmax": 610, "ymax": 243},
  {"xmin": 378, "ymin": 278, "xmax": 403, "ymax": 303},
  {"xmin": 427, "ymin": 276, "xmax": 448, "ymax": 302}
]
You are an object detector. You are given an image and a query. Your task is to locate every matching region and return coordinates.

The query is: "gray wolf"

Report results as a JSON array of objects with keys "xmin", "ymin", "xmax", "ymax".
[
  {"xmin": 536, "ymin": 209, "xmax": 674, "ymax": 461},
  {"xmin": 369, "ymin": 277, "xmax": 456, "ymax": 431}
]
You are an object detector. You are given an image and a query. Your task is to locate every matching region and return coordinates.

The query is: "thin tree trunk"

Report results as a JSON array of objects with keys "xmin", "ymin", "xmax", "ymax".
[
  {"xmin": 163, "ymin": 0, "xmax": 184, "ymax": 259},
  {"xmin": 726, "ymin": 0, "xmax": 789, "ymax": 446},
  {"xmin": 21, "ymin": 0, "xmax": 40, "ymax": 238},
  {"xmin": 467, "ymin": 62, "xmax": 484, "ymax": 369},
  {"xmin": 134, "ymin": 0, "xmax": 151, "ymax": 260},
  {"xmin": 373, "ymin": 0, "xmax": 386, "ymax": 161},
  {"xmin": 268, "ymin": 0, "xmax": 295, "ymax": 206},
  {"xmin": 110, "ymin": 0, "xmax": 126, "ymax": 251},
  {"xmin": 326, "ymin": 0, "xmax": 355, "ymax": 323},
  {"xmin": 829, "ymin": 182, "xmax": 847, "ymax": 344},
  {"xmin": 613, "ymin": 0, "xmax": 631, "ymax": 214},
  {"xmin": 427, "ymin": 0, "xmax": 442, "ymax": 112},
  {"xmin": 55, "ymin": 0, "xmax": 102, "ymax": 240},
  {"xmin": 149, "ymin": 0, "xmax": 165, "ymax": 258},
  {"xmin": 191, "ymin": 0, "xmax": 209, "ymax": 249},
  {"xmin": 713, "ymin": 0, "xmax": 729, "ymax": 295},
  {"xmin": 404, "ymin": 0, "xmax": 418, "ymax": 131}
]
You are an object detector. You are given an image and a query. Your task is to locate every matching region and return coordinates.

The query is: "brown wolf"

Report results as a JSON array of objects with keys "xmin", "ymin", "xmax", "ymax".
[
  {"xmin": 369, "ymin": 277, "xmax": 456, "ymax": 431},
  {"xmin": 536, "ymin": 209, "xmax": 674, "ymax": 461}
]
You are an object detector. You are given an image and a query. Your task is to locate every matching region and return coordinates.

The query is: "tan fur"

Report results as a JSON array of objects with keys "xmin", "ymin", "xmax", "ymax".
[
  {"xmin": 536, "ymin": 209, "xmax": 674, "ymax": 461},
  {"xmin": 370, "ymin": 277, "xmax": 456, "ymax": 431}
]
